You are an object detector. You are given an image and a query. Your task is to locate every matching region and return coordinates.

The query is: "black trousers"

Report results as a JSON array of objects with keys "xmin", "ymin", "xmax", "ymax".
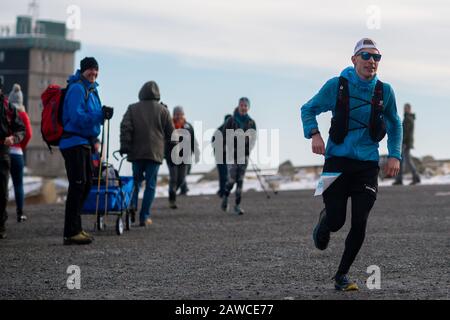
[
  {"xmin": 61, "ymin": 145, "xmax": 93, "ymax": 238},
  {"xmin": 322, "ymin": 157, "xmax": 379, "ymax": 276},
  {"xmin": 168, "ymin": 164, "xmax": 188, "ymax": 202},
  {"xmin": 224, "ymin": 163, "xmax": 248, "ymax": 205},
  {"xmin": 0, "ymin": 155, "xmax": 10, "ymax": 227}
]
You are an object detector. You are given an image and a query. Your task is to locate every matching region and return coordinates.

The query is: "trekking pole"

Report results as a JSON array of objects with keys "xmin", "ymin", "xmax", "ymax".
[
  {"xmin": 250, "ymin": 158, "xmax": 278, "ymax": 196},
  {"xmin": 249, "ymin": 159, "xmax": 270, "ymax": 199},
  {"xmin": 104, "ymin": 118, "xmax": 111, "ymax": 224},
  {"xmin": 94, "ymin": 120, "xmax": 106, "ymax": 231}
]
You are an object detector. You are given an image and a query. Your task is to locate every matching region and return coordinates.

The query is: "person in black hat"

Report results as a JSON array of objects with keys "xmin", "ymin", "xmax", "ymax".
[
  {"xmin": 0, "ymin": 79, "xmax": 26, "ymax": 239},
  {"xmin": 59, "ymin": 57, "xmax": 114, "ymax": 245}
]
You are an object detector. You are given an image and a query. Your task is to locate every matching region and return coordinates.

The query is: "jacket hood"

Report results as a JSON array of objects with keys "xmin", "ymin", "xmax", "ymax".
[
  {"xmin": 340, "ymin": 66, "xmax": 378, "ymax": 92},
  {"xmin": 67, "ymin": 70, "xmax": 99, "ymax": 90},
  {"xmin": 8, "ymin": 85, "xmax": 23, "ymax": 107},
  {"xmin": 139, "ymin": 81, "xmax": 161, "ymax": 101}
]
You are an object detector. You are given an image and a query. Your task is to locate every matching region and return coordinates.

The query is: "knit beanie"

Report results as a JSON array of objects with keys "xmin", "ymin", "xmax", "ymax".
[
  {"xmin": 80, "ymin": 57, "xmax": 99, "ymax": 73},
  {"xmin": 9, "ymin": 83, "xmax": 24, "ymax": 108}
]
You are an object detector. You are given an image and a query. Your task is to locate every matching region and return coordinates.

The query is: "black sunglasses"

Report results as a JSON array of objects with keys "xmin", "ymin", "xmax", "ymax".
[{"xmin": 357, "ymin": 51, "xmax": 382, "ymax": 62}]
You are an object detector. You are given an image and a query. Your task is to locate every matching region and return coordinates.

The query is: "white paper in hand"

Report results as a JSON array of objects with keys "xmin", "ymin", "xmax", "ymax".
[{"xmin": 314, "ymin": 172, "xmax": 342, "ymax": 197}]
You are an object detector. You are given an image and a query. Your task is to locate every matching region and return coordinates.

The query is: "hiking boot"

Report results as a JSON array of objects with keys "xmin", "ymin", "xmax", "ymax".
[
  {"xmin": 221, "ymin": 196, "xmax": 228, "ymax": 212},
  {"xmin": 139, "ymin": 218, "xmax": 153, "ymax": 227},
  {"xmin": 313, "ymin": 209, "xmax": 330, "ymax": 251},
  {"xmin": 63, "ymin": 232, "xmax": 93, "ymax": 245},
  {"xmin": 81, "ymin": 230, "xmax": 94, "ymax": 240},
  {"xmin": 234, "ymin": 205, "xmax": 244, "ymax": 215},
  {"xmin": 129, "ymin": 208, "xmax": 136, "ymax": 223},
  {"xmin": 0, "ymin": 225, "xmax": 6, "ymax": 239},
  {"xmin": 334, "ymin": 274, "xmax": 359, "ymax": 291},
  {"xmin": 410, "ymin": 176, "xmax": 421, "ymax": 185},
  {"xmin": 169, "ymin": 200, "xmax": 178, "ymax": 209},
  {"xmin": 17, "ymin": 214, "xmax": 27, "ymax": 223}
]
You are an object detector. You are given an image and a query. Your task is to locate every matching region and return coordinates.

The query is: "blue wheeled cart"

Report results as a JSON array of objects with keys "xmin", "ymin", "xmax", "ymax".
[{"xmin": 82, "ymin": 152, "xmax": 136, "ymax": 235}]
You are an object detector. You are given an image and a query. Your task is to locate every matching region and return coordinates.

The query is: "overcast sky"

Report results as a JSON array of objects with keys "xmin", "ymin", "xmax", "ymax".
[{"xmin": 2, "ymin": 0, "xmax": 449, "ymax": 173}]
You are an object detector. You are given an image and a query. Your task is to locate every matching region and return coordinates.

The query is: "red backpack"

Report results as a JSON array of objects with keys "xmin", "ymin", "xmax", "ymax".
[{"xmin": 40, "ymin": 81, "xmax": 89, "ymax": 150}]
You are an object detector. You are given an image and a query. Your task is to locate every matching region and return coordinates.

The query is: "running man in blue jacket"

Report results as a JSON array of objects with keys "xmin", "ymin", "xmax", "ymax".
[
  {"xmin": 60, "ymin": 57, "xmax": 113, "ymax": 245},
  {"xmin": 301, "ymin": 38, "xmax": 402, "ymax": 291}
]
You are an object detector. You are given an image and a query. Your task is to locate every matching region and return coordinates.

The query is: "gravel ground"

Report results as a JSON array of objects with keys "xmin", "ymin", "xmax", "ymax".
[{"xmin": 0, "ymin": 184, "xmax": 449, "ymax": 300}]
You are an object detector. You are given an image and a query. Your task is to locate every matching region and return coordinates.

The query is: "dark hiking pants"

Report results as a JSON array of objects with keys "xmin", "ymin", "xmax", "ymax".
[
  {"xmin": 168, "ymin": 164, "xmax": 188, "ymax": 202},
  {"xmin": 224, "ymin": 163, "xmax": 248, "ymax": 205},
  {"xmin": 321, "ymin": 157, "xmax": 379, "ymax": 276},
  {"xmin": 61, "ymin": 145, "xmax": 92, "ymax": 238},
  {"xmin": 0, "ymin": 154, "xmax": 10, "ymax": 228}
]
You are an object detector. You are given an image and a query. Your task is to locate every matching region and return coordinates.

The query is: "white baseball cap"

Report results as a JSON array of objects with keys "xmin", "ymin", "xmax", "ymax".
[{"xmin": 353, "ymin": 38, "xmax": 380, "ymax": 55}]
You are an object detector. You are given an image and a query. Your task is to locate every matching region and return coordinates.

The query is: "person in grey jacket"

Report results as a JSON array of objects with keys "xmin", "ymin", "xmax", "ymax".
[
  {"xmin": 120, "ymin": 81, "xmax": 174, "ymax": 227},
  {"xmin": 165, "ymin": 106, "xmax": 200, "ymax": 209}
]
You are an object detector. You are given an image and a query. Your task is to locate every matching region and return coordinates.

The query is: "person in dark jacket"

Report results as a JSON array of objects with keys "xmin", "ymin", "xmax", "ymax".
[
  {"xmin": 8, "ymin": 84, "xmax": 32, "ymax": 223},
  {"xmin": 165, "ymin": 106, "xmax": 199, "ymax": 209},
  {"xmin": 393, "ymin": 103, "xmax": 420, "ymax": 185},
  {"xmin": 60, "ymin": 57, "xmax": 113, "ymax": 245},
  {"xmin": 221, "ymin": 98, "xmax": 257, "ymax": 215},
  {"xmin": 120, "ymin": 81, "xmax": 174, "ymax": 226},
  {"xmin": 212, "ymin": 114, "xmax": 232, "ymax": 198},
  {"xmin": 0, "ymin": 80, "xmax": 26, "ymax": 239}
]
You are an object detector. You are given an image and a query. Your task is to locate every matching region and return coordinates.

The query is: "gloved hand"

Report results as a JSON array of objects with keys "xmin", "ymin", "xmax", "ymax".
[
  {"xmin": 119, "ymin": 149, "xmax": 128, "ymax": 157},
  {"xmin": 4, "ymin": 136, "xmax": 15, "ymax": 146},
  {"xmin": 102, "ymin": 106, "xmax": 114, "ymax": 120}
]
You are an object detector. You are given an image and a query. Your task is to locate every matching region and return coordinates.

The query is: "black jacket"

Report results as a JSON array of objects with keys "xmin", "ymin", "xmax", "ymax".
[
  {"xmin": 222, "ymin": 112, "xmax": 257, "ymax": 163},
  {"xmin": 212, "ymin": 122, "xmax": 227, "ymax": 164},
  {"xmin": 165, "ymin": 121, "xmax": 198, "ymax": 166},
  {"xmin": 402, "ymin": 113, "xmax": 415, "ymax": 149},
  {"xmin": 0, "ymin": 94, "xmax": 25, "ymax": 159}
]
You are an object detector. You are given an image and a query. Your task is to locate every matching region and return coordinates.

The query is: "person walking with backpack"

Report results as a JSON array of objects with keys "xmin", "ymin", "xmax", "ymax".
[
  {"xmin": 60, "ymin": 57, "xmax": 113, "ymax": 245},
  {"xmin": 221, "ymin": 98, "xmax": 257, "ymax": 215},
  {"xmin": 0, "ymin": 80, "xmax": 25, "ymax": 239},
  {"xmin": 301, "ymin": 38, "xmax": 402, "ymax": 291},
  {"xmin": 8, "ymin": 84, "xmax": 32, "ymax": 223},
  {"xmin": 212, "ymin": 114, "xmax": 232, "ymax": 198},
  {"xmin": 165, "ymin": 106, "xmax": 199, "ymax": 209},
  {"xmin": 393, "ymin": 103, "xmax": 420, "ymax": 185},
  {"xmin": 120, "ymin": 81, "xmax": 174, "ymax": 227}
]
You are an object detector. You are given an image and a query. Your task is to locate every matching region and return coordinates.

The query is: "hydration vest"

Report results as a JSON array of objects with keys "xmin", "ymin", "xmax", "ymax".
[{"xmin": 329, "ymin": 77, "xmax": 386, "ymax": 145}]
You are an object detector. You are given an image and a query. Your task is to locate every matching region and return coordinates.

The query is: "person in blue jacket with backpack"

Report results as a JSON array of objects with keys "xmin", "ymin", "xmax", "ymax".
[
  {"xmin": 60, "ymin": 57, "xmax": 113, "ymax": 245},
  {"xmin": 301, "ymin": 38, "xmax": 402, "ymax": 291}
]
